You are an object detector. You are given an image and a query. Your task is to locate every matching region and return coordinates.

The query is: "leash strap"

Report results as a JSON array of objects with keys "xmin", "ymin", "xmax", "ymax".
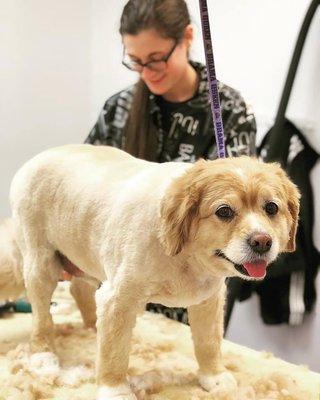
[{"xmin": 199, "ymin": 0, "xmax": 226, "ymax": 158}]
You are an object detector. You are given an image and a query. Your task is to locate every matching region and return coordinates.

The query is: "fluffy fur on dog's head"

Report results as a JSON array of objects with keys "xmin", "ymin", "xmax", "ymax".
[{"xmin": 159, "ymin": 157, "xmax": 300, "ymax": 280}]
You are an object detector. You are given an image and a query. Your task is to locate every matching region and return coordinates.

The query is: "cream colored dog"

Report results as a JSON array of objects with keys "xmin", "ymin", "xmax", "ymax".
[{"xmin": 10, "ymin": 144, "xmax": 299, "ymax": 400}]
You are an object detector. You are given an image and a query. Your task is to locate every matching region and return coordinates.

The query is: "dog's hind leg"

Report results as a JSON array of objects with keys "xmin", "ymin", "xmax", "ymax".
[
  {"xmin": 23, "ymin": 248, "xmax": 61, "ymax": 354},
  {"xmin": 70, "ymin": 277, "xmax": 97, "ymax": 329}
]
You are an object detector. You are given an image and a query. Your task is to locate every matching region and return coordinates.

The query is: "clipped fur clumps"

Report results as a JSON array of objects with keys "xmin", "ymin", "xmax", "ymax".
[{"xmin": 0, "ymin": 309, "xmax": 315, "ymax": 400}]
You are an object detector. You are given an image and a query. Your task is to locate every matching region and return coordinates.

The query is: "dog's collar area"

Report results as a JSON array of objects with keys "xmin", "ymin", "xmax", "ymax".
[{"xmin": 215, "ymin": 250, "xmax": 250, "ymax": 277}]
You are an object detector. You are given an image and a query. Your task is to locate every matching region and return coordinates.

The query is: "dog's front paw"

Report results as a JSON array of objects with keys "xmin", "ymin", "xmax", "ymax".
[
  {"xmin": 29, "ymin": 351, "xmax": 60, "ymax": 376},
  {"xmin": 198, "ymin": 371, "xmax": 237, "ymax": 395},
  {"xmin": 97, "ymin": 384, "xmax": 137, "ymax": 400}
]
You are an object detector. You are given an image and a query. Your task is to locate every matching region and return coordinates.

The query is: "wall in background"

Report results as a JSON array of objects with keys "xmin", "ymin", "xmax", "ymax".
[
  {"xmin": 2, "ymin": 0, "xmax": 319, "ymax": 214},
  {"xmin": 0, "ymin": 0, "xmax": 319, "ymax": 371},
  {"xmin": 0, "ymin": 1, "xmax": 92, "ymax": 218}
]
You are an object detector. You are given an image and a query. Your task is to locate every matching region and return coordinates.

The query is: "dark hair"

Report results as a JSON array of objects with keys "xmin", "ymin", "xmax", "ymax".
[{"xmin": 120, "ymin": 0, "xmax": 191, "ymax": 160}]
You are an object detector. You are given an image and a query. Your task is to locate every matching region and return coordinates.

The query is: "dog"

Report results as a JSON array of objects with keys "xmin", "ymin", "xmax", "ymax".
[{"xmin": 10, "ymin": 144, "xmax": 299, "ymax": 400}]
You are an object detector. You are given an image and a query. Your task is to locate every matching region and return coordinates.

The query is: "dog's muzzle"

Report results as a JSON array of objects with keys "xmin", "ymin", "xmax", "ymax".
[{"xmin": 215, "ymin": 250, "xmax": 267, "ymax": 279}]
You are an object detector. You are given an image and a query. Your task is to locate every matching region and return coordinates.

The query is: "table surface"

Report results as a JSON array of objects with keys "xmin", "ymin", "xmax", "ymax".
[{"xmin": 0, "ymin": 283, "xmax": 319, "ymax": 400}]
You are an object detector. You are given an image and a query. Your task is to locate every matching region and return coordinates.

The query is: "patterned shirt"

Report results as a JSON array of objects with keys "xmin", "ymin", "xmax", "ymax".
[{"xmin": 85, "ymin": 61, "xmax": 257, "ymax": 161}]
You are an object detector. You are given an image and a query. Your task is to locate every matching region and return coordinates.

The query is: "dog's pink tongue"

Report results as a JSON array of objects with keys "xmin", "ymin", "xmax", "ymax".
[{"xmin": 243, "ymin": 260, "xmax": 267, "ymax": 278}]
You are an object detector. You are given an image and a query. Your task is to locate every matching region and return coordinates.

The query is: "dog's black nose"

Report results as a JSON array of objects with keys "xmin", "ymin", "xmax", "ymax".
[{"xmin": 248, "ymin": 233, "xmax": 272, "ymax": 254}]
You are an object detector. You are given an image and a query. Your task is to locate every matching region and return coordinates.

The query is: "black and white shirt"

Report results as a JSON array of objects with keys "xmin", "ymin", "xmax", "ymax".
[{"xmin": 85, "ymin": 61, "xmax": 257, "ymax": 161}]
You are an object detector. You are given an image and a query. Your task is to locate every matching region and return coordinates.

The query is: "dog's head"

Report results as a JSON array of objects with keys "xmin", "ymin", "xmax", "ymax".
[{"xmin": 159, "ymin": 157, "xmax": 300, "ymax": 280}]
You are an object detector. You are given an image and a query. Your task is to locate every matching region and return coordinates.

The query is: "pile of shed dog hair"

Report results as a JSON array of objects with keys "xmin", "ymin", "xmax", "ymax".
[{"xmin": 0, "ymin": 283, "xmax": 318, "ymax": 400}]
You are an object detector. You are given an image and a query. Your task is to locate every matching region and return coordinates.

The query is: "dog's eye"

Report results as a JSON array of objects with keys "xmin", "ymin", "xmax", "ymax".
[
  {"xmin": 215, "ymin": 205, "xmax": 235, "ymax": 220},
  {"xmin": 265, "ymin": 201, "xmax": 278, "ymax": 216}
]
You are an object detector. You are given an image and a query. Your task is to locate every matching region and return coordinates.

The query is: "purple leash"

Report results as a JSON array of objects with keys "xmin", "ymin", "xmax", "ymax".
[{"xmin": 198, "ymin": 0, "xmax": 226, "ymax": 158}]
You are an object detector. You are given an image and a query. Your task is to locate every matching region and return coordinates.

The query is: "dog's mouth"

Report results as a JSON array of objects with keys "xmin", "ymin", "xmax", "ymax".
[{"xmin": 215, "ymin": 250, "xmax": 267, "ymax": 279}]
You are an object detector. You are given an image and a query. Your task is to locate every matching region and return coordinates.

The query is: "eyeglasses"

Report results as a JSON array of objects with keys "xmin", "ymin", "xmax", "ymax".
[{"xmin": 122, "ymin": 41, "xmax": 178, "ymax": 72}]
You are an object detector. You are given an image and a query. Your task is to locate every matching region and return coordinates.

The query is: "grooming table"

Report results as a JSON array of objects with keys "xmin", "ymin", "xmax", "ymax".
[{"xmin": 0, "ymin": 283, "xmax": 319, "ymax": 400}]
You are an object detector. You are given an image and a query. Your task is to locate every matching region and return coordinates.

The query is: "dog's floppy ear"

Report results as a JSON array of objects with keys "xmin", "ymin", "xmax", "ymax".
[
  {"xmin": 285, "ymin": 182, "xmax": 300, "ymax": 252},
  {"xmin": 159, "ymin": 162, "xmax": 204, "ymax": 256},
  {"xmin": 276, "ymin": 165, "xmax": 300, "ymax": 252}
]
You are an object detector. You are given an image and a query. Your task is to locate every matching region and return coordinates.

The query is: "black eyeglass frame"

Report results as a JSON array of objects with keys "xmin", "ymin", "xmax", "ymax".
[{"xmin": 122, "ymin": 40, "xmax": 178, "ymax": 72}]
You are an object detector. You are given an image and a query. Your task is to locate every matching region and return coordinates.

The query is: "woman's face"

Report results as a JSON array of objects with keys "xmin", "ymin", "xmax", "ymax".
[{"xmin": 122, "ymin": 27, "xmax": 192, "ymax": 96}]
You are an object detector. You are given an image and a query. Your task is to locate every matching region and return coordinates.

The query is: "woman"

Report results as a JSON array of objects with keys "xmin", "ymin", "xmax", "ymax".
[{"xmin": 85, "ymin": 0, "xmax": 256, "ymax": 323}]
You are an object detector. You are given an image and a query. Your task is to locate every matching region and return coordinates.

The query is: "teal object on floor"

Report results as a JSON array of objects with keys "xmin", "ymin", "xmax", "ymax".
[{"xmin": 14, "ymin": 299, "xmax": 32, "ymax": 313}]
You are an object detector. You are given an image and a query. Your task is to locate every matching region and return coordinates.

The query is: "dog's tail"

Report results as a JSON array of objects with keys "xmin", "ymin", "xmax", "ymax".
[{"xmin": 0, "ymin": 218, "xmax": 25, "ymax": 300}]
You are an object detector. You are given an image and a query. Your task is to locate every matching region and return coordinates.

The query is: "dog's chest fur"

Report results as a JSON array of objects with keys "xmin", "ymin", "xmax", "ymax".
[{"xmin": 149, "ymin": 267, "xmax": 221, "ymax": 308}]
